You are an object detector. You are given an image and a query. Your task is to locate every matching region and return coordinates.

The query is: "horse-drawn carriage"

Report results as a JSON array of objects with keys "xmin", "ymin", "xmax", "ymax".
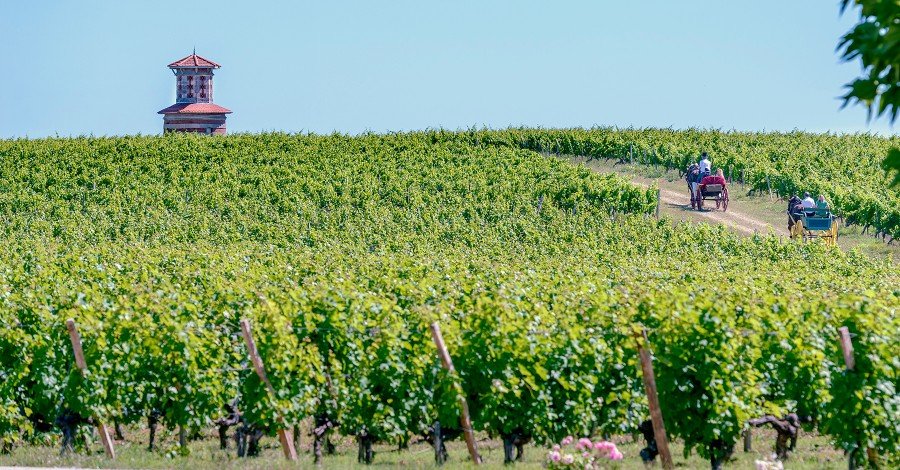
[
  {"xmin": 693, "ymin": 183, "xmax": 729, "ymax": 211},
  {"xmin": 686, "ymin": 166, "xmax": 729, "ymax": 211},
  {"xmin": 788, "ymin": 208, "xmax": 839, "ymax": 245}
]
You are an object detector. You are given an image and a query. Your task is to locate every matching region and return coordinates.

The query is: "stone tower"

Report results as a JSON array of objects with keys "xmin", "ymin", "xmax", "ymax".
[{"xmin": 158, "ymin": 51, "xmax": 232, "ymax": 134}]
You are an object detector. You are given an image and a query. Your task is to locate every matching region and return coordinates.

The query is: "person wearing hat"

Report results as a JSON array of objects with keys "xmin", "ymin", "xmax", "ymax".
[{"xmin": 698, "ymin": 152, "xmax": 712, "ymax": 176}]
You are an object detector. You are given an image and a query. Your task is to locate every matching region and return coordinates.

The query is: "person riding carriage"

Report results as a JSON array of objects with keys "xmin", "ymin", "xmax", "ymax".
[
  {"xmin": 686, "ymin": 153, "xmax": 729, "ymax": 211},
  {"xmin": 686, "ymin": 152, "xmax": 714, "ymax": 193},
  {"xmin": 815, "ymin": 195, "xmax": 830, "ymax": 215},
  {"xmin": 788, "ymin": 193, "xmax": 838, "ymax": 245},
  {"xmin": 801, "ymin": 192, "xmax": 815, "ymax": 210},
  {"xmin": 700, "ymin": 168, "xmax": 727, "ymax": 191},
  {"xmin": 698, "ymin": 152, "xmax": 712, "ymax": 177}
]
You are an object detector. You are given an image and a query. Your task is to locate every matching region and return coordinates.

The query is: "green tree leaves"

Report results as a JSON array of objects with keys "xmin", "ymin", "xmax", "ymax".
[{"xmin": 839, "ymin": 0, "xmax": 900, "ymax": 188}]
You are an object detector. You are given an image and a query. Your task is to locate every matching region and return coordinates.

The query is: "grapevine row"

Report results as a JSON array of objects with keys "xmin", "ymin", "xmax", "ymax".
[
  {"xmin": 465, "ymin": 127, "xmax": 900, "ymax": 241},
  {"xmin": 0, "ymin": 132, "xmax": 896, "ymax": 468}
]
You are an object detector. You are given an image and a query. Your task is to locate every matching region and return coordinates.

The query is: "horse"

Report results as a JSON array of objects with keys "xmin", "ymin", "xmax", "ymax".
[{"xmin": 686, "ymin": 164, "xmax": 700, "ymax": 208}]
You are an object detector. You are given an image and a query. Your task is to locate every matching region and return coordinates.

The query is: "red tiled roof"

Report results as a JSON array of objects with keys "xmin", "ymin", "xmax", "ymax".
[
  {"xmin": 157, "ymin": 103, "xmax": 232, "ymax": 114},
  {"xmin": 168, "ymin": 53, "xmax": 221, "ymax": 68}
]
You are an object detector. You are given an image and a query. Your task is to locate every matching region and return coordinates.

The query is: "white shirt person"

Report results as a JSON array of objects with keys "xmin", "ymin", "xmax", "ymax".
[
  {"xmin": 698, "ymin": 153, "xmax": 711, "ymax": 174},
  {"xmin": 801, "ymin": 192, "xmax": 815, "ymax": 209}
]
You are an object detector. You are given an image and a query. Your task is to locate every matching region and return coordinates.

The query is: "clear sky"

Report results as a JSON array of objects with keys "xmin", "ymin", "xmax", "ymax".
[{"xmin": 0, "ymin": 1, "xmax": 894, "ymax": 138}]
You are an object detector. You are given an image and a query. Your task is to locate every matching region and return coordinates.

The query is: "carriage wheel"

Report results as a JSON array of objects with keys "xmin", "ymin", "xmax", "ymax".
[
  {"xmin": 715, "ymin": 195, "xmax": 721, "ymax": 210},
  {"xmin": 722, "ymin": 188, "xmax": 729, "ymax": 212}
]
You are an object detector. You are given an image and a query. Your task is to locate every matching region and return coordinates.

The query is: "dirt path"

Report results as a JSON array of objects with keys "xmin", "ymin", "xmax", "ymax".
[
  {"xmin": 656, "ymin": 187, "xmax": 778, "ymax": 236},
  {"xmin": 567, "ymin": 157, "xmax": 899, "ymax": 260},
  {"xmin": 573, "ymin": 157, "xmax": 783, "ymax": 237}
]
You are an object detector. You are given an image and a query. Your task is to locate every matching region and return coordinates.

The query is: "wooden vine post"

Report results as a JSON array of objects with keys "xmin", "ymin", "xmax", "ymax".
[
  {"xmin": 837, "ymin": 326, "xmax": 879, "ymax": 468},
  {"xmin": 65, "ymin": 319, "xmax": 116, "ymax": 459},
  {"xmin": 429, "ymin": 322, "xmax": 481, "ymax": 465},
  {"xmin": 239, "ymin": 319, "xmax": 298, "ymax": 461},
  {"xmin": 634, "ymin": 327, "xmax": 674, "ymax": 470},
  {"xmin": 655, "ymin": 187, "xmax": 661, "ymax": 220},
  {"xmin": 838, "ymin": 326, "xmax": 855, "ymax": 371}
]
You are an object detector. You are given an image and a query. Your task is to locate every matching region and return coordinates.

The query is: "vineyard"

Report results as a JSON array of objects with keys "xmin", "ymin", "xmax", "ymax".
[
  {"xmin": 0, "ymin": 131, "xmax": 897, "ymax": 468},
  {"xmin": 468, "ymin": 127, "xmax": 900, "ymax": 242}
]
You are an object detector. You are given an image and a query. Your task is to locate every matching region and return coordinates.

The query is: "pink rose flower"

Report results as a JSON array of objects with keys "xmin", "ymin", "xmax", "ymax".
[
  {"xmin": 562, "ymin": 454, "xmax": 575, "ymax": 465},
  {"xmin": 549, "ymin": 450, "xmax": 561, "ymax": 462},
  {"xmin": 561, "ymin": 435, "xmax": 574, "ymax": 445},
  {"xmin": 577, "ymin": 438, "xmax": 593, "ymax": 450},
  {"xmin": 594, "ymin": 440, "xmax": 622, "ymax": 459}
]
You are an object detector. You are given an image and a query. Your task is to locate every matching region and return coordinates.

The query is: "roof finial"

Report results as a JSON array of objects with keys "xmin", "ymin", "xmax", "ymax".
[{"xmin": 193, "ymin": 46, "xmax": 196, "ymax": 55}]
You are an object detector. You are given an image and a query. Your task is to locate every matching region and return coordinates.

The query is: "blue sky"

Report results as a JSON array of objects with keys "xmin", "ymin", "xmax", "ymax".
[{"xmin": 0, "ymin": 1, "xmax": 894, "ymax": 138}]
